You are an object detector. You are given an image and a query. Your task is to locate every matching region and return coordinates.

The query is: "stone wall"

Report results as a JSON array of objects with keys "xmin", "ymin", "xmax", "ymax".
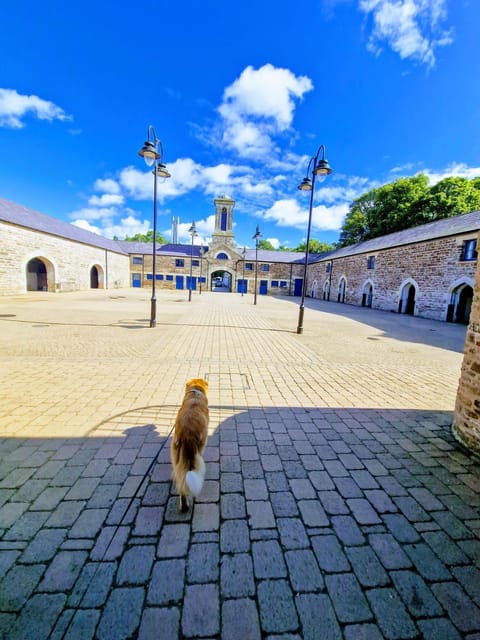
[
  {"xmin": 453, "ymin": 232, "xmax": 480, "ymax": 454},
  {"xmin": 0, "ymin": 221, "xmax": 130, "ymax": 295},
  {"xmin": 310, "ymin": 232, "xmax": 478, "ymax": 321}
]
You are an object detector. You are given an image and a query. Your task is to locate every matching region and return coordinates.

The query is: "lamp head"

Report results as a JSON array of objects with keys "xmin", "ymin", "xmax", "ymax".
[
  {"xmin": 298, "ymin": 177, "xmax": 313, "ymax": 191},
  {"xmin": 188, "ymin": 221, "xmax": 197, "ymax": 237},
  {"xmin": 138, "ymin": 140, "xmax": 159, "ymax": 167},
  {"xmin": 154, "ymin": 163, "xmax": 171, "ymax": 178},
  {"xmin": 314, "ymin": 157, "xmax": 332, "ymax": 176}
]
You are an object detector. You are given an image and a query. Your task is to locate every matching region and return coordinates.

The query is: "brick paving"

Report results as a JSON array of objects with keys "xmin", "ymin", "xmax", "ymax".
[{"xmin": 0, "ymin": 288, "xmax": 479, "ymax": 639}]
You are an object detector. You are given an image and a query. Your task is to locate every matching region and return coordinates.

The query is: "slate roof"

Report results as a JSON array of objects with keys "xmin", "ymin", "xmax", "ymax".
[
  {"xmin": 316, "ymin": 210, "xmax": 480, "ymax": 261},
  {"xmin": 0, "ymin": 197, "xmax": 127, "ymax": 255}
]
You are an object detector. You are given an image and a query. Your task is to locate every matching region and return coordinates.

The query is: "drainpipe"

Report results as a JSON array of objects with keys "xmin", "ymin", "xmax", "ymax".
[{"xmin": 105, "ymin": 250, "xmax": 109, "ymax": 289}]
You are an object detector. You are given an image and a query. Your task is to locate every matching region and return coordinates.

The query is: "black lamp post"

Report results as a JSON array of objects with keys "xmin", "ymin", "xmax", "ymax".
[
  {"xmin": 188, "ymin": 221, "xmax": 197, "ymax": 302},
  {"xmin": 138, "ymin": 125, "xmax": 171, "ymax": 328},
  {"xmin": 296, "ymin": 144, "xmax": 333, "ymax": 334},
  {"xmin": 241, "ymin": 246, "xmax": 246, "ymax": 296},
  {"xmin": 253, "ymin": 225, "xmax": 261, "ymax": 305}
]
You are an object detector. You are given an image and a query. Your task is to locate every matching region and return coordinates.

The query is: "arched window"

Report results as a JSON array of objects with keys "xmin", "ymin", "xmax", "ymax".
[
  {"xmin": 221, "ymin": 207, "xmax": 227, "ymax": 231},
  {"xmin": 216, "ymin": 252, "xmax": 228, "ymax": 260}
]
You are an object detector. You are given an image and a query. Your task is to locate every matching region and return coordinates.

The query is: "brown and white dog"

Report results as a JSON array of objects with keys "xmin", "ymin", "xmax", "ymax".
[{"xmin": 170, "ymin": 378, "xmax": 209, "ymax": 512}]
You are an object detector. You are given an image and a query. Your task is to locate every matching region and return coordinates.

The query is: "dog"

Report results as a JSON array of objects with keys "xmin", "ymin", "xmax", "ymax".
[{"xmin": 170, "ymin": 378, "xmax": 209, "ymax": 512}]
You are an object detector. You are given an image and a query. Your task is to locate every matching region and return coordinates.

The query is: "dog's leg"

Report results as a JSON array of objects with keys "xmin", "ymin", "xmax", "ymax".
[{"xmin": 179, "ymin": 493, "xmax": 189, "ymax": 512}]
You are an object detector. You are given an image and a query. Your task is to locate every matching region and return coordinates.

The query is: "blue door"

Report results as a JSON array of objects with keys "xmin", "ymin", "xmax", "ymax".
[
  {"xmin": 259, "ymin": 280, "xmax": 268, "ymax": 295},
  {"xmin": 294, "ymin": 278, "xmax": 303, "ymax": 296},
  {"xmin": 176, "ymin": 275, "xmax": 184, "ymax": 290},
  {"xmin": 186, "ymin": 276, "xmax": 197, "ymax": 291},
  {"xmin": 237, "ymin": 279, "xmax": 247, "ymax": 293},
  {"xmin": 132, "ymin": 273, "xmax": 141, "ymax": 288}
]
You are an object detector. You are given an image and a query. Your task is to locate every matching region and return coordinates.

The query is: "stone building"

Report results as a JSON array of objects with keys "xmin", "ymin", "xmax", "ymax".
[
  {"xmin": 119, "ymin": 195, "xmax": 310, "ymax": 296},
  {"xmin": 453, "ymin": 231, "xmax": 480, "ymax": 454},
  {"xmin": 309, "ymin": 211, "xmax": 480, "ymax": 323},
  {"xmin": 0, "ymin": 197, "xmax": 130, "ymax": 295}
]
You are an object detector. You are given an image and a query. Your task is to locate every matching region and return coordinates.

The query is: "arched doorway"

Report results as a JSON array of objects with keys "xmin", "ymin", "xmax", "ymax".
[
  {"xmin": 399, "ymin": 282, "xmax": 416, "ymax": 315},
  {"xmin": 26, "ymin": 257, "xmax": 50, "ymax": 291},
  {"xmin": 90, "ymin": 266, "xmax": 99, "ymax": 288},
  {"xmin": 338, "ymin": 278, "xmax": 346, "ymax": 303},
  {"xmin": 448, "ymin": 284, "xmax": 474, "ymax": 324},
  {"xmin": 362, "ymin": 282, "xmax": 373, "ymax": 308},
  {"xmin": 311, "ymin": 280, "xmax": 319, "ymax": 298},
  {"xmin": 323, "ymin": 281, "xmax": 330, "ymax": 300}
]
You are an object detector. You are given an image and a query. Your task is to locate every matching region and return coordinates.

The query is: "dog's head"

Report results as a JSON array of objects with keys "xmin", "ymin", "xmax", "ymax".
[{"xmin": 185, "ymin": 378, "xmax": 208, "ymax": 396}]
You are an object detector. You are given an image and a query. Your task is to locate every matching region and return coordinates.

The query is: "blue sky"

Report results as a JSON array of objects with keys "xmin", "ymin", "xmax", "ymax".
[{"xmin": 1, "ymin": 0, "xmax": 479, "ymax": 249}]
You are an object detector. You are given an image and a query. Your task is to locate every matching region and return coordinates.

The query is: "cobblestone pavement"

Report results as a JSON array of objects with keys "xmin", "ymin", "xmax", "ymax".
[{"xmin": 0, "ymin": 289, "xmax": 479, "ymax": 639}]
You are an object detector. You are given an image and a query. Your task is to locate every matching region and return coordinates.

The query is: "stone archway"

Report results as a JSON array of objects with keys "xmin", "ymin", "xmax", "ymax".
[
  {"xmin": 338, "ymin": 277, "xmax": 346, "ymax": 303},
  {"xmin": 398, "ymin": 280, "xmax": 417, "ymax": 315},
  {"xmin": 90, "ymin": 264, "xmax": 105, "ymax": 289},
  {"xmin": 361, "ymin": 281, "xmax": 373, "ymax": 308},
  {"xmin": 26, "ymin": 257, "xmax": 55, "ymax": 292},
  {"xmin": 447, "ymin": 282, "xmax": 474, "ymax": 324}
]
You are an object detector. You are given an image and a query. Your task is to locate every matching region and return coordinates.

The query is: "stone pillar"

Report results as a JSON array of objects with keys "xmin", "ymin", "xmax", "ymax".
[{"xmin": 452, "ymin": 232, "xmax": 480, "ymax": 454}]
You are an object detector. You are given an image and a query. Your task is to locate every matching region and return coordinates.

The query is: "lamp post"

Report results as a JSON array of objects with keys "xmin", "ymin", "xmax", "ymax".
[
  {"xmin": 296, "ymin": 144, "xmax": 333, "ymax": 334},
  {"xmin": 241, "ymin": 246, "xmax": 246, "ymax": 296},
  {"xmin": 199, "ymin": 246, "xmax": 205, "ymax": 294},
  {"xmin": 138, "ymin": 125, "xmax": 171, "ymax": 328},
  {"xmin": 252, "ymin": 225, "xmax": 261, "ymax": 305},
  {"xmin": 188, "ymin": 221, "xmax": 197, "ymax": 302}
]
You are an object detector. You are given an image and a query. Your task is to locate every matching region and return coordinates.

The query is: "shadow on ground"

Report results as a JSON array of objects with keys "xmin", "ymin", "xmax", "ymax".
[{"xmin": 1, "ymin": 406, "xmax": 479, "ymax": 639}]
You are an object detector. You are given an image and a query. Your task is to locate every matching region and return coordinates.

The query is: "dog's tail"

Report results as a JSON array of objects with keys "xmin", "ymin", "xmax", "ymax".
[{"xmin": 186, "ymin": 454, "xmax": 206, "ymax": 497}]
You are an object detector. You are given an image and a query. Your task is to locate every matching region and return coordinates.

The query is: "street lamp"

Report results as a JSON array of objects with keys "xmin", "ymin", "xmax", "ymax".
[
  {"xmin": 241, "ymin": 246, "xmax": 246, "ymax": 296},
  {"xmin": 199, "ymin": 246, "xmax": 205, "ymax": 294},
  {"xmin": 138, "ymin": 125, "xmax": 171, "ymax": 328},
  {"xmin": 252, "ymin": 225, "xmax": 261, "ymax": 305},
  {"xmin": 188, "ymin": 221, "xmax": 197, "ymax": 302},
  {"xmin": 296, "ymin": 144, "xmax": 333, "ymax": 334}
]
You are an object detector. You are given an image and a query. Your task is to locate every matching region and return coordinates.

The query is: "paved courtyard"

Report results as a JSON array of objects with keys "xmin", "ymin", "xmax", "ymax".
[{"xmin": 0, "ymin": 288, "xmax": 479, "ymax": 639}]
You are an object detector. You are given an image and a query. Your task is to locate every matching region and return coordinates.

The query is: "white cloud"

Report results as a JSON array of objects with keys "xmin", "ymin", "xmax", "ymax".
[
  {"xmin": 359, "ymin": 0, "xmax": 453, "ymax": 67},
  {"xmin": 93, "ymin": 178, "xmax": 121, "ymax": 194},
  {"xmin": 264, "ymin": 198, "xmax": 349, "ymax": 232},
  {"xmin": 422, "ymin": 163, "xmax": 480, "ymax": 185},
  {"xmin": 266, "ymin": 237, "xmax": 281, "ymax": 249},
  {"xmin": 0, "ymin": 88, "xmax": 71, "ymax": 128},
  {"xmin": 72, "ymin": 219, "xmax": 102, "ymax": 234},
  {"xmin": 88, "ymin": 194, "xmax": 125, "ymax": 207},
  {"xmin": 218, "ymin": 64, "xmax": 313, "ymax": 158}
]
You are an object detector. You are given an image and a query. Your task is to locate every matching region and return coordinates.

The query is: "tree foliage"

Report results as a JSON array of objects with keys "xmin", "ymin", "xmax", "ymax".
[
  {"xmin": 338, "ymin": 174, "xmax": 480, "ymax": 247},
  {"xmin": 123, "ymin": 230, "xmax": 168, "ymax": 243},
  {"xmin": 257, "ymin": 239, "xmax": 277, "ymax": 250},
  {"xmin": 294, "ymin": 239, "xmax": 335, "ymax": 254}
]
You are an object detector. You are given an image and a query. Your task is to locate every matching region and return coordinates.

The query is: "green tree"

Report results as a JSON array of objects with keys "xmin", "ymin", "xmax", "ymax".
[
  {"xmin": 257, "ymin": 239, "xmax": 277, "ymax": 250},
  {"xmin": 294, "ymin": 239, "xmax": 335, "ymax": 253},
  {"xmin": 123, "ymin": 230, "xmax": 167, "ymax": 243},
  {"xmin": 412, "ymin": 176, "xmax": 480, "ymax": 222}
]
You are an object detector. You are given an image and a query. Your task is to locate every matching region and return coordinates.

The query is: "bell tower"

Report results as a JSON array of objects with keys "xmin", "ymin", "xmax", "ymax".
[{"xmin": 211, "ymin": 195, "xmax": 235, "ymax": 248}]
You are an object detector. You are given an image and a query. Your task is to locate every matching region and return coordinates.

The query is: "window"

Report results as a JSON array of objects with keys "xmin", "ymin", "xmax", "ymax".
[
  {"xmin": 175, "ymin": 259, "xmax": 184, "ymax": 268},
  {"xmin": 216, "ymin": 252, "xmax": 228, "ymax": 260},
  {"xmin": 462, "ymin": 239, "xmax": 477, "ymax": 261},
  {"xmin": 146, "ymin": 273, "xmax": 153, "ymax": 280},
  {"xmin": 326, "ymin": 263, "xmax": 331, "ymax": 273},
  {"xmin": 260, "ymin": 264, "xmax": 269, "ymax": 272},
  {"xmin": 156, "ymin": 274, "xmax": 163, "ymax": 280},
  {"xmin": 221, "ymin": 207, "xmax": 227, "ymax": 231},
  {"xmin": 245, "ymin": 263, "xmax": 254, "ymax": 271},
  {"xmin": 132, "ymin": 256, "xmax": 143, "ymax": 265},
  {"xmin": 166, "ymin": 275, "xmax": 173, "ymax": 281},
  {"xmin": 271, "ymin": 280, "xmax": 279, "ymax": 287},
  {"xmin": 280, "ymin": 281, "xmax": 288, "ymax": 288},
  {"xmin": 192, "ymin": 260, "xmax": 199, "ymax": 267},
  {"xmin": 367, "ymin": 256, "xmax": 375, "ymax": 269}
]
